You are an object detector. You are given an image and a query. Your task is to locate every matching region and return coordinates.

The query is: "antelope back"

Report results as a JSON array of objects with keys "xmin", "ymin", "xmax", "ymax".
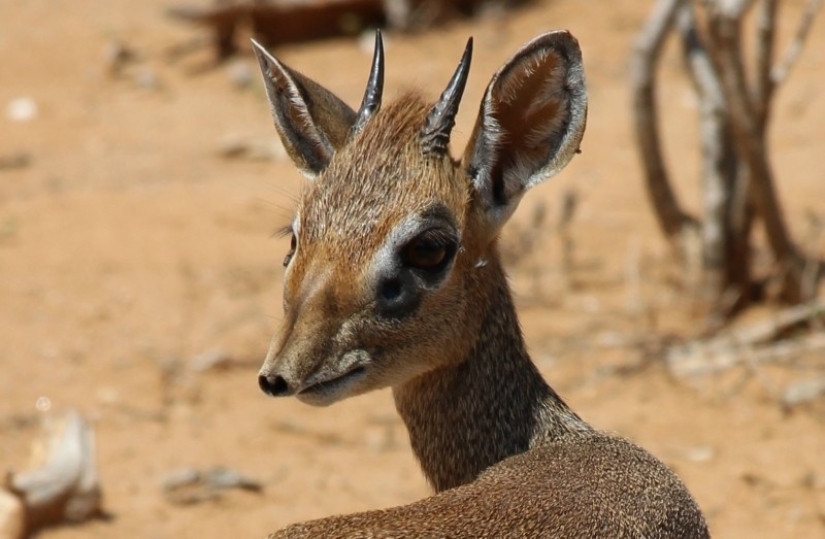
[{"xmin": 254, "ymin": 31, "xmax": 587, "ymax": 405}]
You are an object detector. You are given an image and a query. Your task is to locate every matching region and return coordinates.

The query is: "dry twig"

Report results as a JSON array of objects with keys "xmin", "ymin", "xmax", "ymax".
[
  {"xmin": 703, "ymin": 0, "xmax": 807, "ymax": 302},
  {"xmin": 631, "ymin": 0, "xmax": 697, "ymax": 247},
  {"xmin": 771, "ymin": 0, "xmax": 824, "ymax": 86},
  {"xmin": 667, "ymin": 300, "xmax": 825, "ymax": 376},
  {"xmin": 635, "ymin": 0, "xmax": 821, "ymax": 311}
]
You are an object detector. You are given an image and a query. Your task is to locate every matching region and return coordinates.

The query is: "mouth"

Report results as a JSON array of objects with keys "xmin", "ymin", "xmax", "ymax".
[{"xmin": 297, "ymin": 366, "xmax": 367, "ymax": 399}]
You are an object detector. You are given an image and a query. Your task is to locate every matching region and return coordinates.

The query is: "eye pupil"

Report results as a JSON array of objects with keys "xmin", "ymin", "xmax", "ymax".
[
  {"xmin": 408, "ymin": 240, "xmax": 445, "ymax": 268},
  {"xmin": 403, "ymin": 230, "xmax": 456, "ymax": 271}
]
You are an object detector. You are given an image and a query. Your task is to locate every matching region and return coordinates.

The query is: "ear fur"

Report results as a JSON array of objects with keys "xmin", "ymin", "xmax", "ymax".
[
  {"xmin": 252, "ymin": 40, "xmax": 357, "ymax": 177},
  {"xmin": 463, "ymin": 31, "xmax": 587, "ymax": 233}
]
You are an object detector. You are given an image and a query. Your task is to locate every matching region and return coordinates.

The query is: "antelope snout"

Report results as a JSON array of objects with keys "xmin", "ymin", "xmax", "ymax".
[
  {"xmin": 258, "ymin": 315, "xmax": 335, "ymax": 399},
  {"xmin": 258, "ymin": 336, "xmax": 303, "ymax": 398}
]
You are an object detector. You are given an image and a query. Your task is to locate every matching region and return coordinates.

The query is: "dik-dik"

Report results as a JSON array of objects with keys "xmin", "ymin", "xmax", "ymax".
[{"xmin": 253, "ymin": 30, "xmax": 709, "ymax": 538}]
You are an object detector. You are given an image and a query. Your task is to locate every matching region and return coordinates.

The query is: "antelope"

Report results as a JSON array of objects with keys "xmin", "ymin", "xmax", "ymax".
[{"xmin": 252, "ymin": 30, "xmax": 710, "ymax": 538}]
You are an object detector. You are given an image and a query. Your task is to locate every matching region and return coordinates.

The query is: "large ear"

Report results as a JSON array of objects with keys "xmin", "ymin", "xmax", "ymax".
[
  {"xmin": 463, "ymin": 31, "xmax": 587, "ymax": 233},
  {"xmin": 251, "ymin": 40, "xmax": 357, "ymax": 177}
]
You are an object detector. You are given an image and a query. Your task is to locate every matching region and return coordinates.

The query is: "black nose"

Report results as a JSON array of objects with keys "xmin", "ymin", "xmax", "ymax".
[{"xmin": 258, "ymin": 373, "xmax": 292, "ymax": 397}]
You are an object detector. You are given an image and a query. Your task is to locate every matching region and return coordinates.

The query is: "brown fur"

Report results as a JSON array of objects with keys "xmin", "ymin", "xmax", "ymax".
[{"xmin": 252, "ymin": 32, "xmax": 710, "ymax": 538}]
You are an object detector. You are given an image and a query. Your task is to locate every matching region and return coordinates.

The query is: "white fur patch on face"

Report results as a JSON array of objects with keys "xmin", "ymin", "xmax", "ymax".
[
  {"xmin": 367, "ymin": 210, "xmax": 461, "ymax": 291},
  {"xmin": 369, "ymin": 214, "xmax": 429, "ymax": 277}
]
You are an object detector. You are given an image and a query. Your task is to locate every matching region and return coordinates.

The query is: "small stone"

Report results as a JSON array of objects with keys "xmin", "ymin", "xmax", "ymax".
[
  {"xmin": 102, "ymin": 40, "xmax": 135, "ymax": 76},
  {"xmin": 800, "ymin": 471, "xmax": 825, "ymax": 490},
  {"xmin": 189, "ymin": 349, "xmax": 232, "ymax": 372},
  {"xmin": 363, "ymin": 426, "xmax": 393, "ymax": 452},
  {"xmin": 205, "ymin": 467, "xmax": 262, "ymax": 492},
  {"xmin": 161, "ymin": 466, "xmax": 262, "ymax": 506},
  {"xmin": 684, "ymin": 445, "xmax": 715, "ymax": 463},
  {"xmin": 7, "ymin": 97, "xmax": 38, "ymax": 122},
  {"xmin": 95, "ymin": 387, "xmax": 121, "ymax": 405},
  {"xmin": 216, "ymin": 133, "xmax": 285, "ymax": 162},
  {"xmin": 160, "ymin": 467, "xmax": 201, "ymax": 491},
  {"xmin": 0, "ymin": 152, "xmax": 31, "ymax": 170},
  {"xmin": 782, "ymin": 376, "xmax": 825, "ymax": 408},
  {"xmin": 133, "ymin": 68, "xmax": 159, "ymax": 90},
  {"xmin": 225, "ymin": 60, "xmax": 253, "ymax": 89}
]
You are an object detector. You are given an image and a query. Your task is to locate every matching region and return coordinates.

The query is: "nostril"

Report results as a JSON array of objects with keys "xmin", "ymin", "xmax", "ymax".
[
  {"xmin": 380, "ymin": 278, "xmax": 402, "ymax": 301},
  {"xmin": 376, "ymin": 274, "xmax": 421, "ymax": 318},
  {"xmin": 258, "ymin": 373, "xmax": 291, "ymax": 397}
]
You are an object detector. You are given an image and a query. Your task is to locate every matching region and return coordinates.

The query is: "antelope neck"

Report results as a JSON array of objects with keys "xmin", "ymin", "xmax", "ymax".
[{"xmin": 392, "ymin": 257, "xmax": 590, "ymax": 492}]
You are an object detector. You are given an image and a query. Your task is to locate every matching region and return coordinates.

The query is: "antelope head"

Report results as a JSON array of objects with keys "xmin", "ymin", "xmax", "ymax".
[{"xmin": 255, "ymin": 31, "xmax": 587, "ymax": 406}]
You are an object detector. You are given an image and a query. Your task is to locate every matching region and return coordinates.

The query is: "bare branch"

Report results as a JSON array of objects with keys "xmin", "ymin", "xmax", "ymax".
[
  {"xmin": 679, "ymin": 7, "xmax": 726, "ymax": 110},
  {"xmin": 771, "ymin": 0, "xmax": 824, "ymax": 86},
  {"xmin": 680, "ymin": 4, "xmax": 758, "ymax": 312},
  {"xmin": 669, "ymin": 331, "xmax": 825, "ymax": 377},
  {"xmin": 715, "ymin": 0, "xmax": 758, "ymax": 18},
  {"xmin": 754, "ymin": 0, "xmax": 778, "ymax": 128},
  {"xmin": 631, "ymin": 0, "xmax": 697, "ymax": 244},
  {"xmin": 678, "ymin": 5, "xmax": 734, "ymax": 294},
  {"xmin": 705, "ymin": 8, "xmax": 805, "ymax": 300},
  {"xmin": 667, "ymin": 300, "xmax": 825, "ymax": 376},
  {"xmin": 637, "ymin": 0, "xmax": 689, "ymax": 47}
]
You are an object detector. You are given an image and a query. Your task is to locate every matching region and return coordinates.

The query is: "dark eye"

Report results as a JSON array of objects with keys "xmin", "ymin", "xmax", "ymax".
[
  {"xmin": 283, "ymin": 233, "xmax": 297, "ymax": 267},
  {"xmin": 402, "ymin": 229, "xmax": 456, "ymax": 272}
]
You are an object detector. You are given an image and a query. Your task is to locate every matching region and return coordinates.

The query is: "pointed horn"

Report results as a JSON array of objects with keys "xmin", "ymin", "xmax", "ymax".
[
  {"xmin": 351, "ymin": 30, "xmax": 385, "ymax": 135},
  {"xmin": 421, "ymin": 37, "xmax": 473, "ymax": 155}
]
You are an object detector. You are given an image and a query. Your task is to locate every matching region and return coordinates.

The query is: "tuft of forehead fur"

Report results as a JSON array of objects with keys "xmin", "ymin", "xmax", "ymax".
[{"xmin": 297, "ymin": 91, "xmax": 469, "ymax": 263}]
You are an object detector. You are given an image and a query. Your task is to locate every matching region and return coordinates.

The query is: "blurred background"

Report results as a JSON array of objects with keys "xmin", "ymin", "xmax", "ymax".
[{"xmin": 1, "ymin": 0, "xmax": 823, "ymax": 537}]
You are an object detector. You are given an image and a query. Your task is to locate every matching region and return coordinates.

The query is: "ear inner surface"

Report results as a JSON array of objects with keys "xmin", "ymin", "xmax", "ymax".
[
  {"xmin": 464, "ymin": 31, "xmax": 587, "ymax": 227},
  {"xmin": 252, "ymin": 40, "xmax": 357, "ymax": 176}
]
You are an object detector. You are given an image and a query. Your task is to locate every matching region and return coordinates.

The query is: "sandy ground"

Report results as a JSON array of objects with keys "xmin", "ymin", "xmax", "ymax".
[{"xmin": 1, "ymin": 0, "xmax": 824, "ymax": 537}]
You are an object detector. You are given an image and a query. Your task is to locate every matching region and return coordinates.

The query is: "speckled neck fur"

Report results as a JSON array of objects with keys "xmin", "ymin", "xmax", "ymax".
[{"xmin": 393, "ymin": 253, "xmax": 592, "ymax": 492}]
